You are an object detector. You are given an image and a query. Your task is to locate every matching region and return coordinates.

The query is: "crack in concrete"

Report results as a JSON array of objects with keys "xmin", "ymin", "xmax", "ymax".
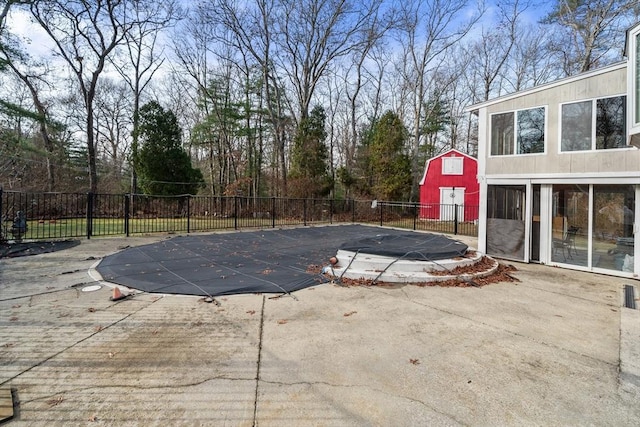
[
  {"xmin": 258, "ymin": 379, "xmax": 467, "ymax": 425},
  {"xmin": 21, "ymin": 375, "xmax": 256, "ymax": 405},
  {"xmin": 252, "ymin": 295, "xmax": 265, "ymax": 427}
]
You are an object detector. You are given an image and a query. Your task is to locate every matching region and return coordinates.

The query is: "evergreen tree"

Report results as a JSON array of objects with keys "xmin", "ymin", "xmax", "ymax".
[
  {"xmin": 289, "ymin": 105, "xmax": 332, "ymax": 198},
  {"xmin": 368, "ymin": 111, "xmax": 412, "ymax": 201},
  {"xmin": 134, "ymin": 101, "xmax": 204, "ymax": 195}
]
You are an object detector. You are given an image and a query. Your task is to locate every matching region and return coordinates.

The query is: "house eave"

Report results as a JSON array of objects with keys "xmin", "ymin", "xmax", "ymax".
[{"xmin": 464, "ymin": 61, "xmax": 627, "ymax": 113}]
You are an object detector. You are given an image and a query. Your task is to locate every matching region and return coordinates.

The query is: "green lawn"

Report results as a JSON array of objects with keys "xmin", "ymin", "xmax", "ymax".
[{"xmin": 3, "ymin": 215, "xmax": 476, "ymax": 241}]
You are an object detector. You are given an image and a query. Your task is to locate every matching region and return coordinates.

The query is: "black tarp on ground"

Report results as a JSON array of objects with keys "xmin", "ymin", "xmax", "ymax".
[
  {"xmin": 339, "ymin": 233, "xmax": 467, "ymax": 260},
  {"xmin": 95, "ymin": 225, "xmax": 468, "ymax": 296},
  {"xmin": 0, "ymin": 240, "xmax": 81, "ymax": 258}
]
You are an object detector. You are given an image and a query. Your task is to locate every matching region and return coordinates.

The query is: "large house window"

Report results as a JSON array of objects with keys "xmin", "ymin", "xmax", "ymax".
[
  {"xmin": 491, "ymin": 107, "xmax": 545, "ymax": 155},
  {"xmin": 561, "ymin": 96, "xmax": 626, "ymax": 151}
]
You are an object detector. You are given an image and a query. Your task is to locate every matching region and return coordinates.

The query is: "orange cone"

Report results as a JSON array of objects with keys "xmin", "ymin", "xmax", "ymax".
[{"xmin": 110, "ymin": 287, "xmax": 127, "ymax": 301}]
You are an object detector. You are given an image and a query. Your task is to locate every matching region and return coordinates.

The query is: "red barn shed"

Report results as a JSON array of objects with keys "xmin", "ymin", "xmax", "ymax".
[{"xmin": 418, "ymin": 149, "xmax": 479, "ymax": 222}]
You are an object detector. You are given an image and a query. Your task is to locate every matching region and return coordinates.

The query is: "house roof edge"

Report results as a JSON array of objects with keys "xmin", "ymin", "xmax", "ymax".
[{"xmin": 464, "ymin": 61, "xmax": 627, "ymax": 113}]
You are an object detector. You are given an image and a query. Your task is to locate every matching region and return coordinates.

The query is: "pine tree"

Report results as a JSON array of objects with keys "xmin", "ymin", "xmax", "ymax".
[
  {"xmin": 134, "ymin": 101, "xmax": 204, "ymax": 195},
  {"xmin": 289, "ymin": 105, "xmax": 333, "ymax": 198},
  {"xmin": 368, "ymin": 111, "xmax": 412, "ymax": 201}
]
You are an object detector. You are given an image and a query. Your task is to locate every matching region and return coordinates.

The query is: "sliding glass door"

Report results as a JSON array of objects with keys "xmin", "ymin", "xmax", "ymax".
[
  {"xmin": 592, "ymin": 185, "xmax": 635, "ymax": 272},
  {"xmin": 549, "ymin": 183, "xmax": 636, "ymax": 273},
  {"xmin": 551, "ymin": 185, "xmax": 589, "ymax": 266}
]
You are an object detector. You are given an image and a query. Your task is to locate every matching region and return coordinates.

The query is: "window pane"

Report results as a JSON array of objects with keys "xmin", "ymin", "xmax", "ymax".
[
  {"xmin": 491, "ymin": 112, "xmax": 514, "ymax": 155},
  {"xmin": 517, "ymin": 107, "xmax": 545, "ymax": 153},
  {"xmin": 593, "ymin": 185, "xmax": 635, "ymax": 272},
  {"xmin": 551, "ymin": 184, "xmax": 588, "ymax": 266},
  {"xmin": 561, "ymin": 101, "xmax": 592, "ymax": 151},
  {"xmin": 596, "ymin": 96, "xmax": 626, "ymax": 149}
]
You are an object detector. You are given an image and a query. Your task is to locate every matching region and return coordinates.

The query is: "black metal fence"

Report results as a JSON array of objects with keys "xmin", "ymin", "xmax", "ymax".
[{"xmin": 1, "ymin": 189, "xmax": 478, "ymax": 241}]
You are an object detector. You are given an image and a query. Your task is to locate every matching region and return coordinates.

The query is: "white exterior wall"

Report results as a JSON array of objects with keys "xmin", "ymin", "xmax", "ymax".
[
  {"xmin": 482, "ymin": 65, "xmax": 640, "ymax": 179},
  {"xmin": 471, "ymin": 61, "xmax": 640, "ymax": 277}
]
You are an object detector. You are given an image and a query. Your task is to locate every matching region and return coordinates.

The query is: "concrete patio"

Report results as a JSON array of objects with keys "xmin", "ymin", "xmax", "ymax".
[{"xmin": 1, "ymin": 229, "xmax": 639, "ymax": 426}]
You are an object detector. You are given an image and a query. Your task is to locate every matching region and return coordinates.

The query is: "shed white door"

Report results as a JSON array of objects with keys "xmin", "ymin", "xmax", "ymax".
[{"xmin": 440, "ymin": 187, "xmax": 464, "ymax": 221}]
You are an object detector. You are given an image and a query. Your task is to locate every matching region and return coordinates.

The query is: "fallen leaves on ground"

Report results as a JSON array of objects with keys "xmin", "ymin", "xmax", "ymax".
[
  {"xmin": 428, "ymin": 262, "xmax": 519, "ymax": 287},
  {"xmin": 343, "ymin": 311, "xmax": 357, "ymax": 317},
  {"xmin": 332, "ymin": 257, "xmax": 519, "ymax": 288},
  {"xmin": 306, "ymin": 264, "xmax": 322, "ymax": 274},
  {"xmin": 46, "ymin": 396, "xmax": 64, "ymax": 407}
]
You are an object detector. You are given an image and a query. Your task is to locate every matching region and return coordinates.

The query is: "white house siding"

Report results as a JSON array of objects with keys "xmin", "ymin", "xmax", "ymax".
[
  {"xmin": 484, "ymin": 65, "xmax": 638, "ymax": 178},
  {"xmin": 470, "ymin": 62, "xmax": 640, "ymax": 278}
]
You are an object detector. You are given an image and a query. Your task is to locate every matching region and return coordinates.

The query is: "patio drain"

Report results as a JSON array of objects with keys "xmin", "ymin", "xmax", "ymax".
[{"xmin": 624, "ymin": 285, "xmax": 637, "ymax": 309}]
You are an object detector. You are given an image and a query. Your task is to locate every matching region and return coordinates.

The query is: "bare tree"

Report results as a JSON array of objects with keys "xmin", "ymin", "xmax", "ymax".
[
  {"xmin": 506, "ymin": 23, "xmax": 560, "ymax": 92},
  {"xmin": 465, "ymin": 0, "xmax": 527, "ymax": 102},
  {"xmin": 30, "ymin": 0, "xmax": 138, "ymax": 193},
  {"xmin": 363, "ymin": 44, "xmax": 392, "ymax": 126},
  {"xmin": 276, "ymin": 0, "xmax": 385, "ymax": 123},
  {"xmin": 172, "ymin": 9, "xmax": 238, "ymax": 196},
  {"xmin": 394, "ymin": 0, "xmax": 483, "ymax": 200},
  {"xmin": 110, "ymin": 0, "xmax": 182, "ymax": 194},
  {"xmin": 94, "ymin": 78, "xmax": 131, "ymax": 188},
  {"xmin": 343, "ymin": 6, "xmax": 392, "ymax": 173},
  {"xmin": 0, "ymin": 2, "xmax": 58, "ymax": 190},
  {"xmin": 542, "ymin": 0, "xmax": 638, "ymax": 75},
  {"xmin": 200, "ymin": 0, "xmax": 297, "ymax": 195}
]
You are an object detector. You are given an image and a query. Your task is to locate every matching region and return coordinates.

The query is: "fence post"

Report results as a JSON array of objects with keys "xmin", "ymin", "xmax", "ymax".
[
  {"xmin": 124, "ymin": 194, "xmax": 130, "ymax": 237},
  {"xmin": 0, "ymin": 188, "xmax": 3, "ymax": 241},
  {"xmin": 303, "ymin": 199, "xmax": 307, "ymax": 226},
  {"xmin": 351, "ymin": 198, "xmax": 355, "ymax": 223},
  {"xmin": 330, "ymin": 199, "xmax": 334, "ymax": 224},
  {"xmin": 379, "ymin": 202, "xmax": 383, "ymax": 226},
  {"xmin": 413, "ymin": 202, "xmax": 418, "ymax": 230},
  {"xmin": 454, "ymin": 203, "xmax": 459, "ymax": 235},
  {"xmin": 234, "ymin": 196, "xmax": 238, "ymax": 230},
  {"xmin": 186, "ymin": 195, "xmax": 191, "ymax": 233},
  {"xmin": 271, "ymin": 197, "xmax": 276, "ymax": 228},
  {"xmin": 86, "ymin": 192, "xmax": 94, "ymax": 239}
]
